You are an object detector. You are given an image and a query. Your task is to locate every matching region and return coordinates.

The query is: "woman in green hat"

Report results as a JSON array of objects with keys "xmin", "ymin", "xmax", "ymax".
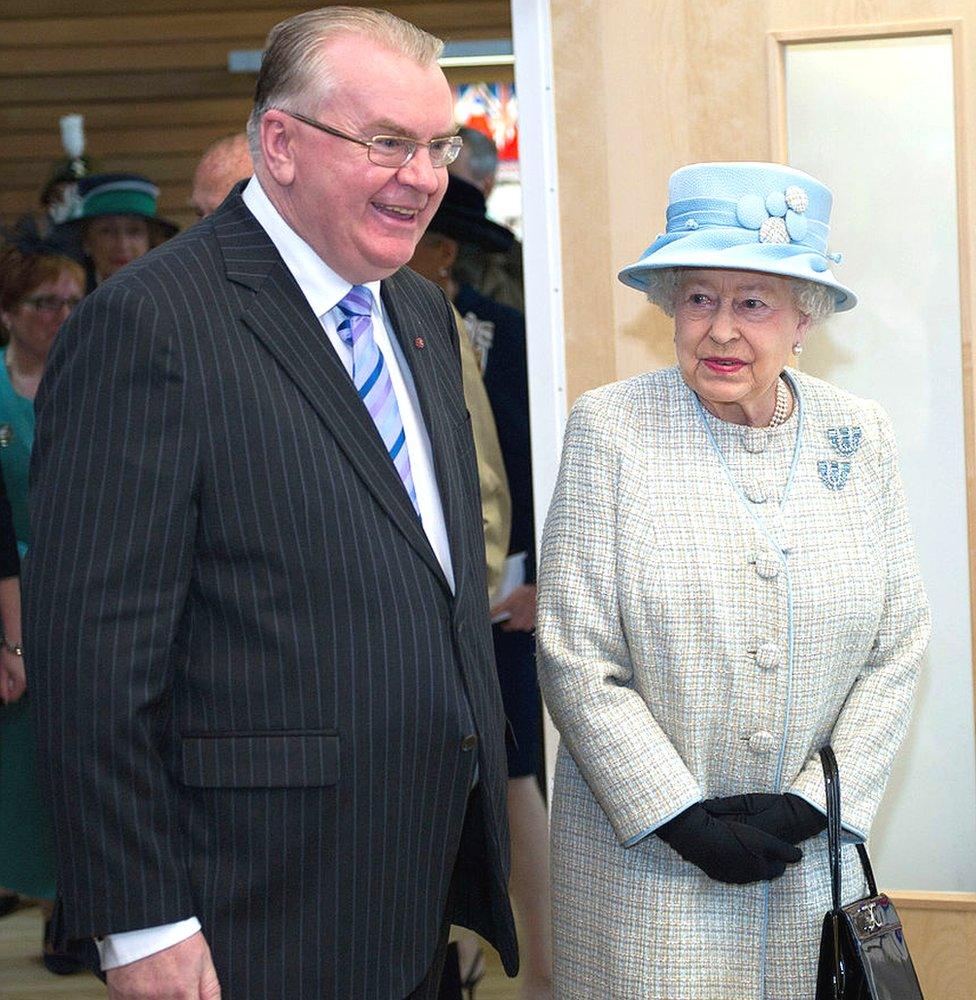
[{"xmin": 58, "ymin": 172, "xmax": 178, "ymax": 291}]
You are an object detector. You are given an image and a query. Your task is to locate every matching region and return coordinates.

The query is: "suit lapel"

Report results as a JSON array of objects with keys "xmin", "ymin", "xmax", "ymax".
[
  {"xmin": 381, "ymin": 276, "xmax": 470, "ymax": 598},
  {"xmin": 214, "ymin": 194, "xmax": 450, "ymax": 594}
]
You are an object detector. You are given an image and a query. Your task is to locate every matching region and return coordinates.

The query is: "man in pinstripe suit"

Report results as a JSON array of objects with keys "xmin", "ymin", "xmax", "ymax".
[{"xmin": 25, "ymin": 8, "xmax": 517, "ymax": 999}]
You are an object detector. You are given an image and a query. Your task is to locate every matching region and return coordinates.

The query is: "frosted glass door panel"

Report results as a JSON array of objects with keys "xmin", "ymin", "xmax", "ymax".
[{"xmin": 786, "ymin": 35, "xmax": 975, "ymax": 891}]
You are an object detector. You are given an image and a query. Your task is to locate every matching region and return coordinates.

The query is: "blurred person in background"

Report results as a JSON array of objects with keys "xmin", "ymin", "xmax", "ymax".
[
  {"xmin": 0, "ymin": 238, "xmax": 88, "ymax": 974},
  {"xmin": 54, "ymin": 172, "xmax": 177, "ymax": 291},
  {"xmin": 449, "ymin": 125, "xmax": 499, "ymax": 198},
  {"xmin": 0, "ymin": 459, "xmax": 24, "ymax": 922},
  {"xmin": 410, "ymin": 174, "xmax": 552, "ymax": 1000},
  {"xmin": 0, "ymin": 466, "xmax": 24, "ymax": 707},
  {"xmin": 448, "ymin": 127, "xmax": 523, "ymax": 312},
  {"xmin": 190, "ymin": 133, "xmax": 253, "ymax": 219}
]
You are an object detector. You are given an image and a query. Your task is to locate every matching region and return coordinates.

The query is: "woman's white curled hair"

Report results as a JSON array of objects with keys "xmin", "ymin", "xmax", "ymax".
[{"xmin": 644, "ymin": 268, "xmax": 836, "ymax": 324}]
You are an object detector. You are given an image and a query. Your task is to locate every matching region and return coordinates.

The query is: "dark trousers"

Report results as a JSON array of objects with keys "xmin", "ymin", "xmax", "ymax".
[{"xmin": 420, "ymin": 785, "xmax": 495, "ymax": 999}]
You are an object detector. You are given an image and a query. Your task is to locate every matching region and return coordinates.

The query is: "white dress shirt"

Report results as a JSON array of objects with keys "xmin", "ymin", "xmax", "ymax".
[{"xmin": 98, "ymin": 177, "xmax": 455, "ymax": 970}]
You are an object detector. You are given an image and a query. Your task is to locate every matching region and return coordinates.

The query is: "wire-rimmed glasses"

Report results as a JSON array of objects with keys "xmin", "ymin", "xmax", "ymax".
[{"xmin": 282, "ymin": 110, "xmax": 463, "ymax": 168}]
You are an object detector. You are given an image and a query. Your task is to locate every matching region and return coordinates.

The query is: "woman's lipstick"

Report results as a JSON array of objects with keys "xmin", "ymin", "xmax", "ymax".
[{"xmin": 702, "ymin": 357, "xmax": 746, "ymax": 374}]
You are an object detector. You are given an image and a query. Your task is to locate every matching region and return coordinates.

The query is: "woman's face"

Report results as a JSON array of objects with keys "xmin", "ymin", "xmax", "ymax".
[
  {"xmin": 0, "ymin": 269, "xmax": 84, "ymax": 359},
  {"xmin": 84, "ymin": 214, "xmax": 151, "ymax": 279},
  {"xmin": 673, "ymin": 269, "xmax": 810, "ymax": 422}
]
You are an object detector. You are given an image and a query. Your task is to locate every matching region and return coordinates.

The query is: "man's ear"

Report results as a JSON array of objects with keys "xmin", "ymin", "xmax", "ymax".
[{"xmin": 259, "ymin": 111, "xmax": 297, "ymax": 187}]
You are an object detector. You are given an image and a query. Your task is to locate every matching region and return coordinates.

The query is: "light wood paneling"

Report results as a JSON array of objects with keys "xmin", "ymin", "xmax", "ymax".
[
  {"xmin": 0, "ymin": 1, "xmax": 512, "ymax": 232},
  {"xmin": 891, "ymin": 892, "xmax": 976, "ymax": 1000}
]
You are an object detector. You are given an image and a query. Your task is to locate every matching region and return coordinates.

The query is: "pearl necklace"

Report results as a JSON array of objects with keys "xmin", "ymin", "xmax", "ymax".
[{"xmin": 767, "ymin": 376, "xmax": 792, "ymax": 428}]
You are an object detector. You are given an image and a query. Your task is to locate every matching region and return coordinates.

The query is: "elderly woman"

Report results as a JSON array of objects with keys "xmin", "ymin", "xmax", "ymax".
[{"xmin": 537, "ymin": 162, "xmax": 930, "ymax": 998}]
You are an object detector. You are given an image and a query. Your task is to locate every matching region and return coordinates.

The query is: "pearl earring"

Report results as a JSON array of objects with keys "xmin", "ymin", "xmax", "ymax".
[{"xmin": 792, "ymin": 343, "xmax": 803, "ymax": 356}]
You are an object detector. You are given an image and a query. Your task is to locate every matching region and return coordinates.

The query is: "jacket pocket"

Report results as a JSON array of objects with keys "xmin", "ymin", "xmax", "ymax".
[{"xmin": 179, "ymin": 731, "xmax": 339, "ymax": 788}]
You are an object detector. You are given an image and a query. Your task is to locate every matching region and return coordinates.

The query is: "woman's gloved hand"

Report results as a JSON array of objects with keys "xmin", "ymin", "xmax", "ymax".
[
  {"xmin": 702, "ymin": 792, "xmax": 827, "ymax": 845},
  {"xmin": 656, "ymin": 803, "xmax": 802, "ymax": 884}
]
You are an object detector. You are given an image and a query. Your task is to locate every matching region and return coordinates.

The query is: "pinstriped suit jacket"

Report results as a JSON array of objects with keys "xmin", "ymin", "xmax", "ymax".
[{"xmin": 24, "ymin": 190, "xmax": 517, "ymax": 999}]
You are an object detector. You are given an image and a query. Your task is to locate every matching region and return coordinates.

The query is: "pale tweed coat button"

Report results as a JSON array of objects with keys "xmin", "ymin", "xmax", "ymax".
[
  {"xmin": 755, "ymin": 642, "xmax": 782, "ymax": 670},
  {"xmin": 752, "ymin": 551, "xmax": 781, "ymax": 579},
  {"xmin": 742, "ymin": 427, "xmax": 767, "ymax": 453},
  {"xmin": 747, "ymin": 731, "xmax": 777, "ymax": 754},
  {"xmin": 745, "ymin": 481, "xmax": 768, "ymax": 504}
]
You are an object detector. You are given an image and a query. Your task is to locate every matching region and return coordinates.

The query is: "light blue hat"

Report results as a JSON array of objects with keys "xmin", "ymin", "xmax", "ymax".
[{"xmin": 618, "ymin": 162, "xmax": 856, "ymax": 311}]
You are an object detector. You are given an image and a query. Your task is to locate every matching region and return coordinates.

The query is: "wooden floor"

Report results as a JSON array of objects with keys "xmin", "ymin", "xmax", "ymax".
[{"xmin": 0, "ymin": 906, "xmax": 519, "ymax": 999}]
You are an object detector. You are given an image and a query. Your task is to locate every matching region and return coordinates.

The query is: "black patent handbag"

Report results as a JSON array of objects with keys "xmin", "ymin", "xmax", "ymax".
[{"xmin": 815, "ymin": 746, "xmax": 924, "ymax": 1000}]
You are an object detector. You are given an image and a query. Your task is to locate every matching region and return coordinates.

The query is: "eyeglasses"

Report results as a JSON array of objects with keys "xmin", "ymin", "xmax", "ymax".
[
  {"xmin": 22, "ymin": 295, "xmax": 82, "ymax": 315},
  {"xmin": 282, "ymin": 110, "xmax": 463, "ymax": 168}
]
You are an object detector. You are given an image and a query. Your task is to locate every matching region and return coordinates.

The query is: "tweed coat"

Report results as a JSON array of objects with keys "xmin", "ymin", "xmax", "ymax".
[
  {"xmin": 24, "ymin": 189, "xmax": 517, "ymax": 999},
  {"xmin": 537, "ymin": 365, "xmax": 930, "ymax": 1000}
]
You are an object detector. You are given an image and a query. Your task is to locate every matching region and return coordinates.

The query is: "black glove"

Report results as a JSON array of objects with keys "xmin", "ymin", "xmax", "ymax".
[
  {"xmin": 656, "ymin": 802, "xmax": 802, "ymax": 884},
  {"xmin": 702, "ymin": 792, "xmax": 827, "ymax": 845}
]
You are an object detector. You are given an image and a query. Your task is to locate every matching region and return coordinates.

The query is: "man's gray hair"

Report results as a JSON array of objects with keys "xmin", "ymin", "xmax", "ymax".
[
  {"xmin": 454, "ymin": 126, "xmax": 499, "ymax": 184},
  {"xmin": 643, "ymin": 268, "xmax": 837, "ymax": 324},
  {"xmin": 246, "ymin": 6, "xmax": 444, "ymax": 157}
]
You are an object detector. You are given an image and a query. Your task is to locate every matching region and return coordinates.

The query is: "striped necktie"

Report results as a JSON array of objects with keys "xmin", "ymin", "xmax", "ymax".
[{"xmin": 335, "ymin": 285, "xmax": 420, "ymax": 516}]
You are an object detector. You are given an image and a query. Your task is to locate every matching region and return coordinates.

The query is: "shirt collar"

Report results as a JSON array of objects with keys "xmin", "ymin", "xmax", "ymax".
[{"xmin": 241, "ymin": 176, "xmax": 382, "ymax": 318}]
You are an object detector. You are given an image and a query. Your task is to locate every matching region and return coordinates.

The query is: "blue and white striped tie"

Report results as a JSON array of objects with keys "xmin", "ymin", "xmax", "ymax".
[{"xmin": 335, "ymin": 286, "xmax": 420, "ymax": 516}]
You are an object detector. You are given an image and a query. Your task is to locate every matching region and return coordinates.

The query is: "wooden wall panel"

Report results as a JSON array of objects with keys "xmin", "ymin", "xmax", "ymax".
[
  {"xmin": 0, "ymin": 1, "xmax": 511, "ymax": 233},
  {"xmin": 890, "ymin": 892, "xmax": 976, "ymax": 1000}
]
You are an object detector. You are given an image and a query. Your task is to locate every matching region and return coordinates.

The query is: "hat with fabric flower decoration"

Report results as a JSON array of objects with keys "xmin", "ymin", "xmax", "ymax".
[{"xmin": 618, "ymin": 161, "xmax": 856, "ymax": 310}]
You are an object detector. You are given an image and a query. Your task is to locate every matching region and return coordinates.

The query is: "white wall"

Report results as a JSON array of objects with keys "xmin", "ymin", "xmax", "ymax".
[
  {"xmin": 786, "ymin": 34, "xmax": 976, "ymax": 891},
  {"xmin": 511, "ymin": 0, "xmax": 566, "ymax": 790}
]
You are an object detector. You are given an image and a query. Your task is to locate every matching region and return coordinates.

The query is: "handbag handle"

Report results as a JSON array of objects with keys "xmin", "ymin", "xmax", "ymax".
[{"xmin": 818, "ymin": 745, "xmax": 879, "ymax": 913}]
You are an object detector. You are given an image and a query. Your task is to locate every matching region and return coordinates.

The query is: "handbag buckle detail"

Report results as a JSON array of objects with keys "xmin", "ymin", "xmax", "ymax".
[{"xmin": 856, "ymin": 900, "xmax": 885, "ymax": 934}]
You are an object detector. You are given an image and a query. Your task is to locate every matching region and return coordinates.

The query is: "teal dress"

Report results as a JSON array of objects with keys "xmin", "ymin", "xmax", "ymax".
[{"xmin": 0, "ymin": 350, "xmax": 56, "ymax": 899}]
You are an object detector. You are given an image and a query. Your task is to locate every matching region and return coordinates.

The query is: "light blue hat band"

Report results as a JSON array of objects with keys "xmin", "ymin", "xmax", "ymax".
[
  {"xmin": 664, "ymin": 196, "xmax": 830, "ymax": 255},
  {"xmin": 642, "ymin": 225, "xmax": 837, "ymax": 273}
]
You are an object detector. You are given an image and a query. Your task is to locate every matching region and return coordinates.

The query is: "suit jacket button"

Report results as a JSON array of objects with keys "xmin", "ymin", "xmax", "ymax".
[{"xmin": 461, "ymin": 734, "xmax": 478, "ymax": 752}]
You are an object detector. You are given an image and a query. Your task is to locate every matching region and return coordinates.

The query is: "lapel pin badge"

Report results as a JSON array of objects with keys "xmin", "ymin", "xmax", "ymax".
[
  {"xmin": 818, "ymin": 459, "xmax": 851, "ymax": 491},
  {"xmin": 827, "ymin": 425, "xmax": 862, "ymax": 456},
  {"xmin": 414, "ymin": 337, "xmax": 426, "ymax": 350}
]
